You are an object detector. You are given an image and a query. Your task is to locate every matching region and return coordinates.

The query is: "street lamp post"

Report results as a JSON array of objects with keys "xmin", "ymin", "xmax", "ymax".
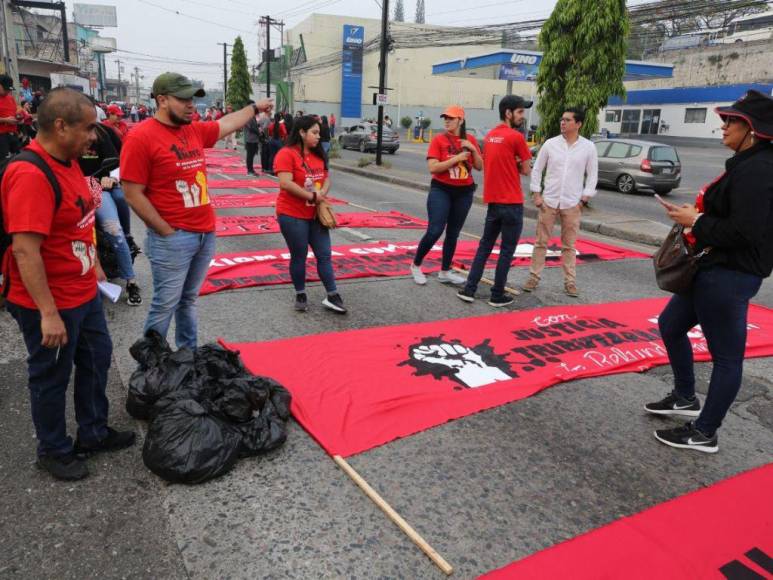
[{"xmin": 396, "ymin": 56, "xmax": 409, "ymax": 127}]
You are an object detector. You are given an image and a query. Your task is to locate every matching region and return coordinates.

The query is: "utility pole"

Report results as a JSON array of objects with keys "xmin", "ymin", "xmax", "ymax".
[
  {"xmin": 218, "ymin": 42, "xmax": 229, "ymax": 105},
  {"xmin": 133, "ymin": 66, "xmax": 140, "ymax": 103},
  {"xmin": 0, "ymin": 0, "xmax": 19, "ymax": 81},
  {"xmin": 375, "ymin": 0, "xmax": 390, "ymax": 166},
  {"xmin": 258, "ymin": 16, "xmax": 283, "ymax": 100},
  {"xmin": 116, "ymin": 58, "xmax": 122, "ymax": 100}
]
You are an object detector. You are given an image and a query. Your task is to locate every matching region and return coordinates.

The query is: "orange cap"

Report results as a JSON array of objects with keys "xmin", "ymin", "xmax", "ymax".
[{"xmin": 440, "ymin": 105, "xmax": 465, "ymax": 120}]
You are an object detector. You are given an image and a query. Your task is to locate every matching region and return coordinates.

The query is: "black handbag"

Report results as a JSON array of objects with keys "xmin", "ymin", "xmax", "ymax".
[{"xmin": 653, "ymin": 224, "xmax": 709, "ymax": 294}]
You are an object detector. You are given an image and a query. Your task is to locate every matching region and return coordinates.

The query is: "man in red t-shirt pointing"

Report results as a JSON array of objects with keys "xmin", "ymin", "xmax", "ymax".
[
  {"xmin": 1, "ymin": 88, "xmax": 135, "ymax": 481},
  {"xmin": 121, "ymin": 72, "xmax": 272, "ymax": 348}
]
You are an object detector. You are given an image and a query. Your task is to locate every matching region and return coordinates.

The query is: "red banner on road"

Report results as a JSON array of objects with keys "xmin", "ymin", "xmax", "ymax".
[
  {"xmin": 481, "ymin": 463, "xmax": 773, "ymax": 580},
  {"xmin": 208, "ymin": 178, "xmax": 279, "ymax": 190},
  {"xmin": 206, "ymin": 159, "xmax": 246, "ymax": 168},
  {"xmin": 221, "ymin": 299, "xmax": 773, "ymax": 457},
  {"xmin": 208, "ymin": 167, "xmax": 258, "ymax": 175},
  {"xmin": 201, "ymin": 238, "xmax": 649, "ymax": 295},
  {"xmin": 215, "ymin": 211, "xmax": 428, "ymax": 237},
  {"xmin": 211, "ymin": 194, "xmax": 348, "ymax": 209}
]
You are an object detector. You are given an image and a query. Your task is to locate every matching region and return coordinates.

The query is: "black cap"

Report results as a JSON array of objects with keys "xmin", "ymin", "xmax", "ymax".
[
  {"xmin": 715, "ymin": 90, "xmax": 773, "ymax": 140},
  {"xmin": 499, "ymin": 94, "xmax": 533, "ymax": 111},
  {"xmin": 0, "ymin": 74, "xmax": 14, "ymax": 91}
]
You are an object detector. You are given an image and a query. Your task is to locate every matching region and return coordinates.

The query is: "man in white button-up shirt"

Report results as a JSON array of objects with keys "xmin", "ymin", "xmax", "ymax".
[{"xmin": 523, "ymin": 107, "xmax": 598, "ymax": 297}]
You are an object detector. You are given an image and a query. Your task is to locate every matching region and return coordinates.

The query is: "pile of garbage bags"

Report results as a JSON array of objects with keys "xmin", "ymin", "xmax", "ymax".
[{"xmin": 126, "ymin": 331, "xmax": 292, "ymax": 484}]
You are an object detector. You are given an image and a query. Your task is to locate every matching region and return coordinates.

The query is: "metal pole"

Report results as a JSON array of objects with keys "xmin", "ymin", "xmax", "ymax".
[
  {"xmin": 223, "ymin": 42, "xmax": 227, "ymax": 104},
  {"xmin": 265, "ymin": 16, "xmax": 271, "ymax": 98},
  {"xmin": 375, "ymin": 0, "xmax": 389, "ymax": 166},
  {"xmin": 134, "ymin": 66, "xmax": 140, "ymax": 104},
  {"xmin": 116, "ymin": 58, "xmax": 122, "ymax": 100},
  {"xmin": 58, "ymin": 1, "xmax": 69, "ymax": 62}
]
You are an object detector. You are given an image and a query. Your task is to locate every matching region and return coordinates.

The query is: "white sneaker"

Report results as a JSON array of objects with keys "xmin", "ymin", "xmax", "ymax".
[
  {"xmin": 410, "ymin": 264, "xmax": 427, "ymax": 285},
  {"xmin": 438, "ymin": 270, "xmax": 466, "ymax": 285}
]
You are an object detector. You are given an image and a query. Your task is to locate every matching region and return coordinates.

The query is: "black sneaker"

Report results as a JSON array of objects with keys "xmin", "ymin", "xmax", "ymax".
[
  {"xmin": 294, "ymin": 292, "xmax": 308, "ymax": 312},
  {"xmin": 644, "ymin": 391, "xmax": 700, "ymax": 418},
  {"xmin": 488, "ymin": 294, "xmax": 515, "ymax": 308},
  {"xmin": 74, "ymin": 427, "xmax": 136, "ymax": 458},
  {"xmin": 322, "ymin": 293, "xmax": 347, "ymax": 314},
  {"xmin": 126, "ymin": 235, "xmax": 142, "ymax": 260},
  {"xmin": 654, "ymin": 421, "xmax": 718, "ymax": 453},
  {"xmin": 457, "ymin": 288, "xmax": 475, "ymax": 303},
  {"xmin": 126, "ymin": 282, "xmax": 142, "ymax": 307},
  {"xmin": 37, "ymin": 452, "xmax": 89, "ymax": 481}
]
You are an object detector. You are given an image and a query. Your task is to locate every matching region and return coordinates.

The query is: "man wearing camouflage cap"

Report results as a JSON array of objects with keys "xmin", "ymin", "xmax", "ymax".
[{"xmin": 120, "ymin": 72, "xmax": 272, "ymax": 348}]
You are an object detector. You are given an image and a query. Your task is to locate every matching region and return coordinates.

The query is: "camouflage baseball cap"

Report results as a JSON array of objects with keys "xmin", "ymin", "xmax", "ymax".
[{"xmin": 151, "ymin": 72, "xmax": 206, "ymax": 99}]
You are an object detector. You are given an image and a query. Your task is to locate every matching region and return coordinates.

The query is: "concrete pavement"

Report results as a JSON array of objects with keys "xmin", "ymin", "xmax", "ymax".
[{"xmin": 1, "ymin": 163, "xmax": 770, "ymax": 580}]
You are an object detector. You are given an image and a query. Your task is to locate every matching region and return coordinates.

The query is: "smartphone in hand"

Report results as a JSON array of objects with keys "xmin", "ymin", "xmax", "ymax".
[{"xmin": 654, "ymin": 194, "xmax": 674, "ymax": 209}]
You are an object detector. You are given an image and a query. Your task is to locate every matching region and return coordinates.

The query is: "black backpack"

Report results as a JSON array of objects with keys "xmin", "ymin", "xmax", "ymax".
[{"xmin": 0, "ymin": 150, "xmax": 63, "ymax": 297}]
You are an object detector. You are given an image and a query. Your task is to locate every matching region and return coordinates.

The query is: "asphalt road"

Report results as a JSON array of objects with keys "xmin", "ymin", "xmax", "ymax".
[
  {"xmin": 2, "ymin": 164, "xmax": 771, "ymax": 580},
  {"xmin": 337, "ymin": 138, "xmax": 731, "ymax": 225}
]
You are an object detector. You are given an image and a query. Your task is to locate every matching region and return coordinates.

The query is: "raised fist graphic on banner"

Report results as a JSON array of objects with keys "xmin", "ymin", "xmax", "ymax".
[{"xmin": 401, "ymin": 336, "xmax": 515, "ymax": 388}]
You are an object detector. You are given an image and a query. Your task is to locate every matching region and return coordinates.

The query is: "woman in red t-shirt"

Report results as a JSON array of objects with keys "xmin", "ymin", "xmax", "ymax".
[
  {"xmin": 274, "ymin": 115, "xmax": 346, "ymax": 314},
  {"xmin": 411, "ymin": 105, "xmax": 482, "ymax": 285}
]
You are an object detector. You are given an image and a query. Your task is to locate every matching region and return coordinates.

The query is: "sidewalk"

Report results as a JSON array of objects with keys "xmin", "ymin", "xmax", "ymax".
[{"xmin": 329, "ymin": 158, "xmax": 672, "ymax": 247}]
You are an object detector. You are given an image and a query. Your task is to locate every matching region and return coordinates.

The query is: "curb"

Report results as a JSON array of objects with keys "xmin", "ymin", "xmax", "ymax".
[{"xmin": 330, "ymin": 161, "xmax": 669, "ymax": 248}]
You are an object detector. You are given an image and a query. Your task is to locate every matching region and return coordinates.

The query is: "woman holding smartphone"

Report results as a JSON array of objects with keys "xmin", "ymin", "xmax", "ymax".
[
  {"xmin": 274, "ymin": 115, "xmax": 346, "ymax": 314},
  {"xmin": 410, "ymin": 105, "xmax": 483, "ymax": 286},
  {"xmin": 646, "ymin": 90, "xmax": 773, "ymax": 454}
]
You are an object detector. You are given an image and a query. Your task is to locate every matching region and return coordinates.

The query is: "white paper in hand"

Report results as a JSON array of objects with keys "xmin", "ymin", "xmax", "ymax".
[
  {"xmin": 110, "ymin": 167, "xmax": 120, "ymax": 180},
  {"xmin": 98, "ymin": 281, "xmax": 122, "ymax": 303}
]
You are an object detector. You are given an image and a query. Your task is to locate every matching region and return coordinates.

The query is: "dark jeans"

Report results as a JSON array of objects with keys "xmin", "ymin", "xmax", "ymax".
[
  {"xmin": 277, "ymin": 214, "xmax": 337, "ymax": 294},
  {"xmin": 0, "ymin": 133, "xmax": 19, "ymax": 159},
  {"xmin": 464, "ymin": 203, "xmax": 523, "ymax": 298},
  {"xmin": 268, "ymin": 138, "xmax": 283, "ymax": 174},
  {"xmin": 245, "ymin": 141, "xmax": 259, "ymax": 174},
  {"xmin": 413, "ymin": 184, "xmax": 474, "ymax": 270},
  {"xmin": 260, "ymin": 141, "xmax": 270, "ymax": 173},
  {"xmin": 7, "ymin": 295, "xmax": 111, "ymax": 457},
  {"xmin": 658, "ymin": 266, "xmax": 763, "ymax": 435}
]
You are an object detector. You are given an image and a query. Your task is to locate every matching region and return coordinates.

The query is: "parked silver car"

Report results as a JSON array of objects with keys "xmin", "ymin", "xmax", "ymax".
[
  {"xmin": 594, "ymin": 139, "xmax": 682, "ymax": 195},
  {"xmin": 339, "ymin": 122, "xmax": 400, "ymax": 154}
]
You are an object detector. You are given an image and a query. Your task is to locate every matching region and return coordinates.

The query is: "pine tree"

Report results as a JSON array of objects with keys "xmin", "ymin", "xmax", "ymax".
[
  {"xmin": 536, "ymin": 0, "xmax": 628, "ymax": 140},
  {"xmin": 227, "ymin": 36, "xmax": 252, "ymax": 110},
  {"xmin": 415, "ymin": 0, "xmax": 425, "ymax": 24},
  {"xmin": 393, "ymin": 0, "xmax": 405, "ymax": 21}
]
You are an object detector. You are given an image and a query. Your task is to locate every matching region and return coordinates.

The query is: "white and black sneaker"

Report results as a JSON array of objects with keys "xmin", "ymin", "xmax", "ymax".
[
  {"xmin": 294, "ymin": 292, "xmax": 308, "ymax": 312},
  {"xmin": 644, "ymin": 391, "xmax": 701, "ymax": 418},
  {"xmin": 322, "ymin": 293, "xmax": 347, "ymax": 314},
  {"xmin": 654, "ymin": 421, "xmax": 718, "ymax": 454},
  {"xmin": 410, "ymin": 264, "xmax": 427, "ymax": 285},
  {"xmin": 126, "ymin": 282, "xmax": 142, "ymax": 306},
  {"xmin": 457, "ymin": 288, "xmax": 475, "ymax": 303},
  {"xmin": 488, "ymin": 294, "xmax": 514, "ymax": 308}
]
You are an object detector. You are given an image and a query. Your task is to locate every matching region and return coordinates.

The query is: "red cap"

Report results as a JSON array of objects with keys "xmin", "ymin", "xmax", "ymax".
[
  {"xmin": 440, "ymin": 105, "xmax": 465, "ymax": 120},
  {"xmin": 107, "ymin": 104, "xmax": 124, "ymax": 117}
]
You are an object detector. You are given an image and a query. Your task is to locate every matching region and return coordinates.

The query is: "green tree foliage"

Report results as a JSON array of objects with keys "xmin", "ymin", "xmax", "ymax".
[
  {"xmin": 415, "ymin": 0, "xmax": 425, "ymax": 24},
  {"xmin": 227, "ymin": 36, "xmax": 252, "ymax": 110},
  {"xmin": 536, "ymin": 0, "xmax": 629, "ymax": 140},
  {"xmin": 394, "ymin": 0, "xmax": 405, "ymax": 22}
]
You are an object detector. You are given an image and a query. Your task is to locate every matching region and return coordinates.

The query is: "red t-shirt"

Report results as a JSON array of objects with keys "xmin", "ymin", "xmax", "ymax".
[
  {"xmin": 0, "ymin": 93, "xmax": 18, "ymax": 134},
  {"xmin": 120, "ymin": 119, "xmax": 220, "ymax": 232},
  {"xmin": 426, "ymin": 132, "xmax": 480, "ymax": 188},
  {"xmin": 482, "ymin": 124, "xmax": 532, "ymax": 204},
  {"xmin": 102, "ymin": 120, "xmax": 129, "ymax": 141},
  {"xmin": 274, "ymin": 146, "xmax": 327, "ymax": 220},
  {"xmin": 268, "ymin": 122, "xmax": 288, "ymax": 140},
  {"xmin": 1, "ymin": 140, "xmax": 98, "ymax": 309}
]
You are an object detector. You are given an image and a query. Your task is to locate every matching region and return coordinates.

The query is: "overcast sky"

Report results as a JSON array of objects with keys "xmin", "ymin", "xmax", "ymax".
[{"xmin": 58, "ymin": 0, "xmax": 650, "ymax": 91}]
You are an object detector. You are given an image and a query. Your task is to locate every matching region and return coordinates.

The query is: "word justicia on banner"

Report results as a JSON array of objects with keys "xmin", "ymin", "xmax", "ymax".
[{"xmin": 222, "ymin": 299, "xmax": 773, "ymax": 457}]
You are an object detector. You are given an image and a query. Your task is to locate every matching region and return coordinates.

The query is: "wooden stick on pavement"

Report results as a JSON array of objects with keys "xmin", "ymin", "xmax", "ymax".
[{"xmin": 332, "ymin": 455, "xmax": 454, "ymax": 576}]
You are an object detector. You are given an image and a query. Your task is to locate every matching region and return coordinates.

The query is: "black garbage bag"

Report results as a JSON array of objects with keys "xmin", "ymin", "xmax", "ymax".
[
  {"xmin": 236, "ymin": 399, "xmax": 289, "ymax": 457},
  {"xmin": 130, "ymin": 330, "xmax": 173, "ymax": 370},
  {"xmin": 142, "ymin": 399, "xmax": 242, "ymax": 484},
  {"xmin": 194, "ymin": 343, "xmax": 244, "ymax": 379}
]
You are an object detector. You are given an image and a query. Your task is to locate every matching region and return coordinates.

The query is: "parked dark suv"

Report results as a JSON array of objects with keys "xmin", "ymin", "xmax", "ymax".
[
  {"xmin": 594, "ymin": 139, "xmax": 682, "ymax": 195},
  {"xmin": 339, "ymin": 122, "xmax": 400, "ymax": 154}
]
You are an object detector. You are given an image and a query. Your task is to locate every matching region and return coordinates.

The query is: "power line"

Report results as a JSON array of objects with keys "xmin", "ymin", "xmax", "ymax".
[{"xmin": 136, "ymin": 0, "xmax": 258, "ymax": 36}]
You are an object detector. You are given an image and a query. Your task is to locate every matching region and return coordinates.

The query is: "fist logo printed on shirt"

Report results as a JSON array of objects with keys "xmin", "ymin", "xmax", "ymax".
[
  {"xmin": 195, "ymin": 171, "xmax": 210, "ymax": 206},
  {"xmin": 401, "ymin": 336, "xmax": 515, "ymax": 389},
  {"xmin": 176, "ymin": 180, "xmax": 194, "ymax": 208},
  {"xmin": 71, "ymin": 241, "xmax": 96, "ymax": 275},
  {"xmin": 448, "ymin": 162, "xmax": 470, "ymax": 181}
]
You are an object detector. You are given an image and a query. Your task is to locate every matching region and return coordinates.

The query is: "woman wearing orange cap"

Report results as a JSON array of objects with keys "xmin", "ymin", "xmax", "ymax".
[{"xmin": 411, "ymin": 105, "xmax": 482, "ymax": 285}]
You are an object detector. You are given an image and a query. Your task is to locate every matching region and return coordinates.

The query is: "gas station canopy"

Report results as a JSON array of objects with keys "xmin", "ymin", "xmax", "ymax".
[{"xmin": 432, "ymin": 49, "xmax": 673, "ymax": 82}]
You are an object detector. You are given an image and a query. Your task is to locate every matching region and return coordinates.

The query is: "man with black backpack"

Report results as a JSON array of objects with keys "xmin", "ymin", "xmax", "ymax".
[{"xmin": 0, "ymin": 87, "xmax": 135, "ymax": 481}]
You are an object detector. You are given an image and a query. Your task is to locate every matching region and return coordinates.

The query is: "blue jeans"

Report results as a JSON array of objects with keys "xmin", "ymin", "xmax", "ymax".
[
  {"xmin": 414, "ymin": 184, "xmax": 474, "ymax": 270},
  {"xmin": 277, "ymin": 214, "xmax": 337, "ymax": 294},
  {"xmin": 96, "ymin": 191, "xmax": 135, "ymax": 281},
  {"xmin": 464, "ymin": 203, "xmax": 523, "ymax": 298},
  {"xmin": 7, "ymin": 295, "xmax": 111, "ymax": 457},
  {"xmin": 322, "ymin": 142, "xmax": 331, "ymax": 155},
  {"xmin": 658, "ymin": 266, "xmax": 763, "ymax": 435},
  {"xmin": 106, "ymin": 186, "xmax": 132, "ymax": 236},
  {"xmin": 144, "ymin": 229, "xmax": 216, "ymax": 349}
]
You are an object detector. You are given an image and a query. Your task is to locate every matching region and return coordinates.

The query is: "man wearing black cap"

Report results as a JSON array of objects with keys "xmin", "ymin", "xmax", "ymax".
[
  {"xmin": 0, "ymin": 74, "xmax": 20, "ymax": 158},
  {"xmin": 457, "ymin": 95, "xmax": 533, "ymax": 307},
  {"xmin": 120, "ymin": 72, "xmax": 273, "ymax": 349}
]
